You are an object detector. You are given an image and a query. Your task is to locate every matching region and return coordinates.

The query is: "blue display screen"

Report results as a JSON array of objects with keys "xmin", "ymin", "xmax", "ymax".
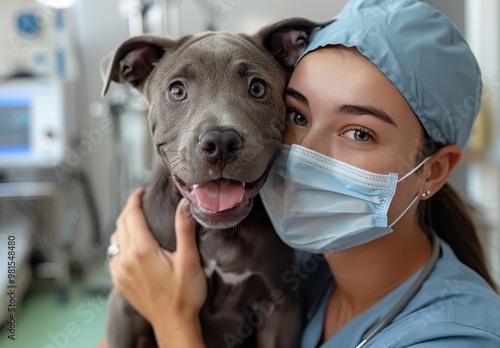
[{"xmin": 0, "ymin": 96, "xmax": 31, "ymax": 155}]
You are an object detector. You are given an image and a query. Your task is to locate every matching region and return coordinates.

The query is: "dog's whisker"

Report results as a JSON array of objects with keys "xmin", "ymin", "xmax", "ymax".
[
  {"xmin": 231, "ymin": 225, "xmax": 239, "ymax": 238},
  {"xmin": 218, "ymin": 229, "xmax": 226, "ymax": 240},
  {"xmin": 249, "ymin": 207, "xmax": 267, "ymax": 219},
  {"xmin": 206, "ymin": 228, "xmax": 217, "ymax": 239}
]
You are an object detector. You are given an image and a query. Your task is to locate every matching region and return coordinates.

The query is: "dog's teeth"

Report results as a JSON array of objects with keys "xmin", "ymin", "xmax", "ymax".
[
  {"xmin": 233, "ymin": 190, "xmax": 245, "ymax": 208},
  {"xmin": 188, "ymin": 184, "xmax": 199, "ymax": 193}
]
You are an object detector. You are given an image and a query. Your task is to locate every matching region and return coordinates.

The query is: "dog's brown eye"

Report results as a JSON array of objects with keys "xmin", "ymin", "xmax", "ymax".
[
  {"xmin": 249, "ymin": 79, "xmax": 267, "ymax": 99},
  {"xmin": 169, "ymin": 83, "xmax": 187, "ymax": 101}
]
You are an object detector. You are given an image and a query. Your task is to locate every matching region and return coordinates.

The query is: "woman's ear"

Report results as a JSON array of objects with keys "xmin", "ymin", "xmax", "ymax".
[{"xmin": 421, "ymin": 144, "xmax": 461, "ymax": 197}]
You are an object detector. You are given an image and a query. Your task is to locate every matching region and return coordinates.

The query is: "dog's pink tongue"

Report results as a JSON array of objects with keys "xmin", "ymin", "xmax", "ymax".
[{"xmin": 192, "ymin": 180, "xmax": 245, "ymax": 212}]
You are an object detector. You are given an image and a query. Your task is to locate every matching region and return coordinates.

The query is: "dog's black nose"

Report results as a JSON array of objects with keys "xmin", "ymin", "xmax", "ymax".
[{"xmin": 199, "ymin": 129, "xmax": 242, "ymax": 164}]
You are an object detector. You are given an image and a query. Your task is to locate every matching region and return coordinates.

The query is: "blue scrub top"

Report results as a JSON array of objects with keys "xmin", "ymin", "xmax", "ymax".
[{"xmin": 297, "ymin": 239, "xmax": 500, "ymax": 347}]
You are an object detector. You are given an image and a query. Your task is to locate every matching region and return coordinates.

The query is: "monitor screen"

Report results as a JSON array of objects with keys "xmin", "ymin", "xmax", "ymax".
[
  {"xmin": 0, "ymin": 79, "xmax": 65, "ymax": 168},
  {"xmin": 0, "ymin": 97, "xmax": 31, "ymax": 156}
]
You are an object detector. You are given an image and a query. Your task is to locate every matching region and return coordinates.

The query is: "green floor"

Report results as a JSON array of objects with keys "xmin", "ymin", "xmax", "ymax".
[{"xmin": 0, "ymin": 262, "xmax": 110, "ymax": 348}]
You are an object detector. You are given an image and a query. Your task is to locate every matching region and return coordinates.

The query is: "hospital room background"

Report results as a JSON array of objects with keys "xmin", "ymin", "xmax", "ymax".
[{"xmin": 0, "ymin": 0, "xmax": 498, "ymax": 347}]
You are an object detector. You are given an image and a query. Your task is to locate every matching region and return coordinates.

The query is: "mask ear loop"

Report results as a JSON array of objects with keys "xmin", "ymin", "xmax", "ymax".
[
  {"xmin": 389, "ymin": 156, "xmax": 432, "ymax": 228},
  {"xmin": 389, "ymin": 195, "xmax": 420, "ymax": 228},
  {"xmin": 397, "ymin": 156, "xmax": 432, "ymax": 183}
]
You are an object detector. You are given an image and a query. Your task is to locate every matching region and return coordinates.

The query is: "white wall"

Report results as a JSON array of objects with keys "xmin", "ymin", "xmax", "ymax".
[
  {"xmin": 425, "ymin": 0, "xmax": 464, "ymax": 31},
  {"xmin": 212, "ymin": 0, "xmax": 347, "ymax": 32}
]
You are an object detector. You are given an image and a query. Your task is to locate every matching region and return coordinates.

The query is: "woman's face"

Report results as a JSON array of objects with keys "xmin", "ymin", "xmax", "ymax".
[{"xmin": 285, "ymin": 46, "xmax": 426, "ymax": 223}]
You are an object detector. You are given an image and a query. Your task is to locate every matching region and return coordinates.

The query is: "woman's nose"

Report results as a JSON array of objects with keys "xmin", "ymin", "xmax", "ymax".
[{"xmin": 298, "ymin": 130, "xmax": 333, "ymax": 158}]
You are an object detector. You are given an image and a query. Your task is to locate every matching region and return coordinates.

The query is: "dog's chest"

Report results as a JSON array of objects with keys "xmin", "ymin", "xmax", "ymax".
[
  {"xmin": 203, "ymin": 258, "xmax": 255, "ymax": 285},
  {"xmin": 199, "ymin": 232, "xmax": 257, "ymax": 286}
]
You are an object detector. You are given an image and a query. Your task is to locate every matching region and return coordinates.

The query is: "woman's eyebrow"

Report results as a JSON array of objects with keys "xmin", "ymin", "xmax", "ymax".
[
  {"xmin": 285, "ymin": 87, "xmax": 308, "ymax": 106},
  {"xmin": 337, "ymin": 104, "xmax": 398, "ymax": 127},
  {"xmin": 284, "ymin": 89, "xmax": 397, "ymax": 127}
]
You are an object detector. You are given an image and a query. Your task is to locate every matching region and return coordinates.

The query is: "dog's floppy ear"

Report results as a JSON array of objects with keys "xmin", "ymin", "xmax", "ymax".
[
  {"xmin": 255, "ymin": 18, "xmax": 332, "ymax": 74},
  {"xmin": 100, "ymin": 35, "xmax": 177, "ymax": 97}
]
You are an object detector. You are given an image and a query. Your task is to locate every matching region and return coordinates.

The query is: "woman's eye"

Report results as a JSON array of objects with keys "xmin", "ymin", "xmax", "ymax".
[
  {"xmin": 249, "ymin": 79, "xmax": 267, "ymax": 98},
  {"xmin": 286, "ymin": 109, "xmax": 308, "ymax": 127},
  {"xmin": 343, "ymin": 128, "xmax": 374, "ymax": 142},
  {"xmin": 169, "ymin": 83, "xmax": 187, "ymax": 101}
]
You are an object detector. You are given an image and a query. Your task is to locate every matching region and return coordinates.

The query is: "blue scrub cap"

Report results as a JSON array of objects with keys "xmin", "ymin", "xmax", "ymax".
[{"xmin": 298, "ymin": 0, "xmax": 482, "ymax": 149}]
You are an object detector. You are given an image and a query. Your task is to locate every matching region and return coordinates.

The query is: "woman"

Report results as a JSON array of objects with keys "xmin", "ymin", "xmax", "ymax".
[{"xmin": 105, "ymin": 0, "xmax": 500, "ymax": 347}]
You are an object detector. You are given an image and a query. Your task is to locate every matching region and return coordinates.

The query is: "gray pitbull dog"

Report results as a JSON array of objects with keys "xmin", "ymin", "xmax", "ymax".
[{"xmin": 102, "ymin": 18, "xmax": 324, "ymax": 348}]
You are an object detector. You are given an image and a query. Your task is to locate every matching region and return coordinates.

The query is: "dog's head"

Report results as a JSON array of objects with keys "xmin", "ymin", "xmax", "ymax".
[{"xmin": 102, "ymin": 18, "xmax": 323, "ymax": 229}]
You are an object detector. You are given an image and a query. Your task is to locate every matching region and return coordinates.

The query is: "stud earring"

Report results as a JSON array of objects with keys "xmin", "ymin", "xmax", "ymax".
[{"xmin": 421, "ymin": 190, "xmax": 431, "ymax": 198}]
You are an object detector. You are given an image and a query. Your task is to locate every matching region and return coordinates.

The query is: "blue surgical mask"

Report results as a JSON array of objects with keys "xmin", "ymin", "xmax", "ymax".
[{"xmin": 260, "ymin": 144, "xmax": 430, "ymax": 254}]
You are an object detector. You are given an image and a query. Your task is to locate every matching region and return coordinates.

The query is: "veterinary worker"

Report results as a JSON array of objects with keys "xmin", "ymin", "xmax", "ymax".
[
  {"xmin": 105, "ymin": 0, "xmax": 500, "ymax": 347},
  {"xmin": 259, "ymin": 0, "xmax": 500, "ymax": 346}
]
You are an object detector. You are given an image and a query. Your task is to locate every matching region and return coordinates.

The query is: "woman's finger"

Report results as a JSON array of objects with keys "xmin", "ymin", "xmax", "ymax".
[
  {"xmin": 122, "ymin": 188, "xmax": 158, "ymax": 256},
  {"xmin": 109, "ymin": 231, "xmax": 118, "ymax": 245},
  {"xmin": 174, "ymin": 199, "xmax": 198, "ymax": 264},
  {"xmin": 113, "ymin": 190, "xmax": 140, "ymax": 256},
  {"xmin": 125, "ymin": 187, "xmax": 145, "ymax": 207}
]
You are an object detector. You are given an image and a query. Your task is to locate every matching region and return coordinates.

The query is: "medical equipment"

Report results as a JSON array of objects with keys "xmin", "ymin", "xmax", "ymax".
[
  {"xmin": 0, "ymin": 205, "xmax": 35, "ymax": 325},
  {"xmin": 0, "ymin": 78, "xmax": 66, "ymax": 168},
  {"xmin": 0, "ymin": 0, "xmax": 79, "ymax": 80},
  {"xmin": 355, "ymin": 231, "xmax": 440, "ymax": 347}
]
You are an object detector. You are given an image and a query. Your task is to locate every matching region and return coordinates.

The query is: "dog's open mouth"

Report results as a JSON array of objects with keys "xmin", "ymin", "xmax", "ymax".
[
  {"xmin": 172, "ymin": 157, "xmax": 276, "ymax": 228},
  {"xmin": 174, "ymin": 176, "xmax": 262, "ymax": 213}
]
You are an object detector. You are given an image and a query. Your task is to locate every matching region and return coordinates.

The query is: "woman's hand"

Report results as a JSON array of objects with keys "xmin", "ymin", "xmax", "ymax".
[{"xmin": 108, "ymin": 188, "xmax": 207, "ymax": 346}]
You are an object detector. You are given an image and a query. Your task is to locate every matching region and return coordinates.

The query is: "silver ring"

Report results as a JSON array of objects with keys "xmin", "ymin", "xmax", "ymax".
[{"xmin": 107, "ymin": 244, "xmax": 120, "ymax": 257}]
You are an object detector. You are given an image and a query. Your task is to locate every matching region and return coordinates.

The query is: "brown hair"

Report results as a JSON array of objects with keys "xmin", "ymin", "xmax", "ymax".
[{"xmin": 417, "ymin": 138, "xmax": 497, "ymax": 291}]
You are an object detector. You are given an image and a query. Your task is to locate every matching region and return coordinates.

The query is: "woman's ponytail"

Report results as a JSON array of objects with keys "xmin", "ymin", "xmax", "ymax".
[
  {"xmin": 417, "ymin": 134, "xmax": 496, "ymax": 291},
  {"xmin": 417, "ymin": 182, "xmax": 497, "ymax": 290}
]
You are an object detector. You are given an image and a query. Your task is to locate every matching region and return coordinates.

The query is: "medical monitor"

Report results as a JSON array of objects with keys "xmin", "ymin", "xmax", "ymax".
[{"xmin": 0, "ymin": 79, "xmax": 65, "ymax": 168}]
